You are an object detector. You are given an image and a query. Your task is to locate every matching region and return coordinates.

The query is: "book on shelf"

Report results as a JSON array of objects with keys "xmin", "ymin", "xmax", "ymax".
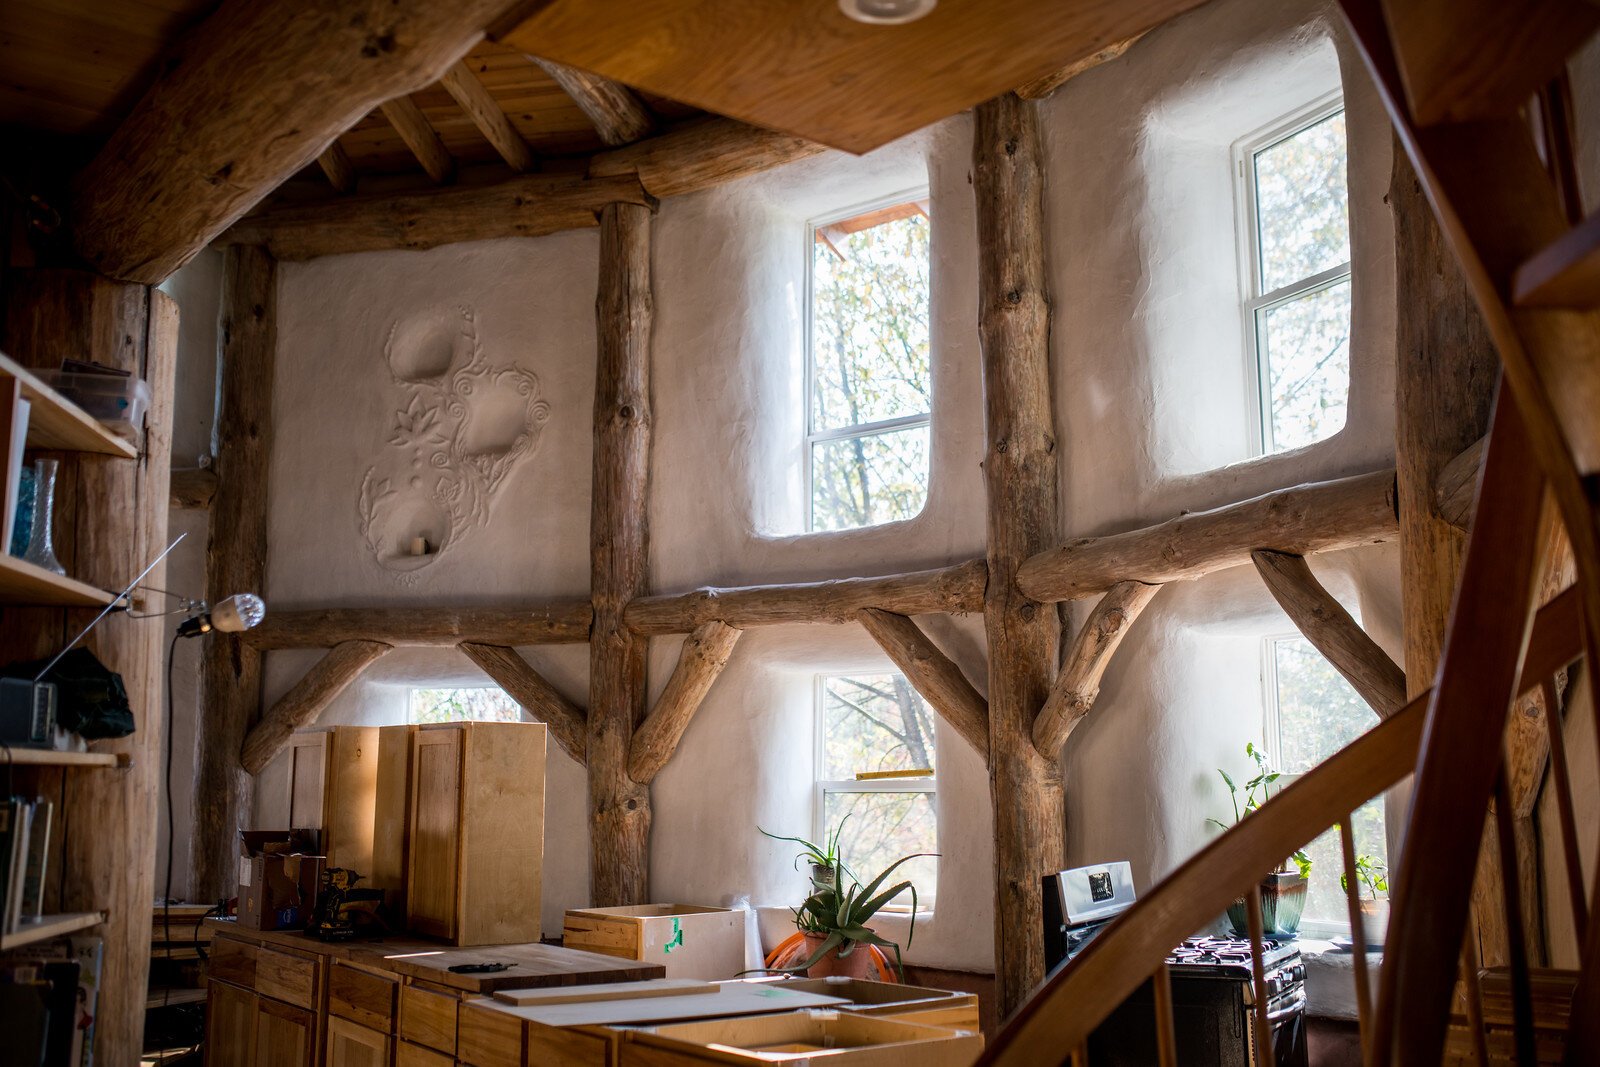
[
  {"xmin": 2, "ymin": 392, "xmax": 30, "ymax": 553},
  {"xmin": 3, "ymin": 796, "xmax": 52, "ymax": 934},
  {"xmin": 1, "ymin": 934, "xmax": 103, "ymax": 1067}
]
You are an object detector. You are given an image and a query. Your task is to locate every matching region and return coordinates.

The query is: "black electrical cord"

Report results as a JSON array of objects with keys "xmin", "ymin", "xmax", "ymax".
[{"xmin": 162, "ymin": 629, "xmax": 180, "ymax": 1011}]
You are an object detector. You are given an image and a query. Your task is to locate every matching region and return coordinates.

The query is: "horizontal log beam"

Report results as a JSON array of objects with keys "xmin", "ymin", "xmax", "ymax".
[
  {"xmin": 627, "ymin": 621, "xmax": 742, "ymax": 785},
  {"xmin": 220, "ymin": 173, "xmax": 651, "ymax": 260},
  {"xmin": 624, "ymin": 559, "xmax": 987, "ymax": 635},
  {"xmin": 459, "ymin": 641, "xmax": 587, "ymax": 764},
  {"xmin": 245, "ymin": 600, "xmax": 593, "ymax": 649},
  {"xmin": 587, "ymin": 116, "xmax": 825, "ymax": 199},
  {"xmin": 1016, "ymin": 469, "xmax": 1399, "ymax": 602},
  {"xmin": 858, "ymin": 608, "xmax": 989, "ymax": 762},
  {"xmin": 1032, "ymin": 581, "xmax": 1160, "ymax": 755},
  {"xmin": 240, "ymin": 640, "xmax": 391, "ymax": 773},
  {"xmin": 1435, "ymin": 434, "xmax": 1486, "ymax": 531},
  {"xmin": 1251, "ymin": 550, "xmax": 1407, "ymax": 718},
  {"xmin": 68, "ymin": 0, "xmax": 524, "ymax": 283}
]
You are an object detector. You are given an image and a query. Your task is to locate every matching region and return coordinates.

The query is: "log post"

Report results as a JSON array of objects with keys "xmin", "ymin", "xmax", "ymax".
[
  {"xmin": 1033, "ymin": 581, "xmax": 1159, "ymax": 754},
  {"xmin": 239, "ymin": 640, "xmax": 393, "ymax": 774},
  {"xmin": 857, "ymin": 609, "xmax": 990, "ymax": 762},
  {"xmin": 627, "ymin": 622, "xmax": 742, "ymax": 785},
  {"xmin": 193, "ymin": 245, "xmax": 276, "ymax": 901},
  {"xmin": 0, "ymin": 270, "xmax": 177, "ymax": 1061},
  {"xmin": 589, "ymin": 201, "xmax": 654, "ymax": 906},
  {"xmin": 459, "ymin": 641, "xmax": 588, "ymax": 765},
  {"xmin": 1251, "ymin": 550, "xmax": 1406, "ymax": 717},
  {"xmin": 974, "ymin": 92, "xmax": 1066, "ymax": 1015}
]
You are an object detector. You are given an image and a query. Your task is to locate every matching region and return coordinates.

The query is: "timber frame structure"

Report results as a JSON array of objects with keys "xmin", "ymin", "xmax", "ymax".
[{"xmin": 5, "ymin": 0, "xmax": 1598, "ymax": 1059}]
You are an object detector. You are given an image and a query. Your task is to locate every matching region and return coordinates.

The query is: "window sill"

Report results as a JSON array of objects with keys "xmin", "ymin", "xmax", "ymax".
[{"xmin": 1298, "ymin": 937, "xmax": 1384, "ymax": 1021}]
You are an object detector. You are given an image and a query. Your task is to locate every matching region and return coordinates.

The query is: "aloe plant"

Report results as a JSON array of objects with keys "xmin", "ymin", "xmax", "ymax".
[{"xmin": 759, "ymin": 819, "xmax": 934, "ymax": 980}]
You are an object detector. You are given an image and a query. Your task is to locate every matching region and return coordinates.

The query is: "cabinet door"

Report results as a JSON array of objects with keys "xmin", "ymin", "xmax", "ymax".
[
  {"xmin": 407, "ymin": 727, "xmax": 462, "ymax": 939},
  {"xmin": 255, "ymin": 997, "xmax": 316, "ymax": 1067},
  {"xmin": 205, "ymin": 981, "xmax": 257, "ymax": 1067},
  {"xmin": 326, "ymin": 1015, "xmax": 393, "ymax": 1067}
]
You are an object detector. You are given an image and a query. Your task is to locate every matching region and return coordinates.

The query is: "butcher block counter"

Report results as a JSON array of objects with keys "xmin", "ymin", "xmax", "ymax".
[{"xmin": 201, "ymin": 919, "xmax": 665, "ymax": 1066}]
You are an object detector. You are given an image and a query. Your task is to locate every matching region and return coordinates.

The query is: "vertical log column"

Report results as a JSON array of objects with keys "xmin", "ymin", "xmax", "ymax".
[
  {"xmin": 0, "ymin": 271, "xmax": 177, "ymax": 1059},
  {"xmin": 974, "ymin": 93, "xmax": 1066, "ymax": 1015},
  {"xmin": 1390, "ymin": 147, "xmax": 1521, "ymax": 962},
  {"xmin": 193, "ymin": 246, "xmax": 276, "ymax": 900},
  {"xmin": 589, "ymin": 202, "xmax": 654, "ymax": 906}
]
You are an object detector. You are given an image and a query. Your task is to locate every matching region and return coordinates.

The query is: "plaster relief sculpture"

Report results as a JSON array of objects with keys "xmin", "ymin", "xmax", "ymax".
[{"xmin": 359, "ymin": 305, "xmax": 549, "ymax": 581}]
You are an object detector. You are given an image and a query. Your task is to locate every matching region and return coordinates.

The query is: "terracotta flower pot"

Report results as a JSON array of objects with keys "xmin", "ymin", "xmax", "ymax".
[
  {"xmin": 800, "ymin": 933, "xmax": 881, "ymax": 979},
  {"xmin": 1356, "ymin": 898, "xmax": 1389, "ymax": 947}
]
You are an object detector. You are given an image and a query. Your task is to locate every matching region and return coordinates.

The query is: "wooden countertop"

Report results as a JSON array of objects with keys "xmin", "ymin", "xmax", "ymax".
[{"xmin": 207, "ymin": 919, "xmax": 666, "ymax": 994}]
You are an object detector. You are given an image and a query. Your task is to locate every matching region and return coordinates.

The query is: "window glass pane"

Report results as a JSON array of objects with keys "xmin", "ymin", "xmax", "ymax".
[
  {"xmin": 811, "ymin": 424, "xmax": 930, "ymax": 532},
  {"xmin": 822, "ymin": 673, "xmax": 937, "ymax": 780},
  {"xmin": 1254, "ymin": 111, "xmax": 1350, "ymax": 293},
  {"xmin": 409, "ymin": 687, "xmax": 521, "ymax": 724},
  {"xmin": 1299, "ymin": 796, "xmax": 1386, "ymax": 926},
  {"xmin": 1272, "ymin": 636, "xmax": 1372, "ymax": 772},
  {"xmin": 811, "ymin": 211, "xmax": 931, "ymax": 434},
  {"xmin": 824, "ymin": 790, "xmax": 938, "ymax": 903},
  {"xmin": 1260, "ymin": 278, "xmax": 1351, "ymax": 452}
]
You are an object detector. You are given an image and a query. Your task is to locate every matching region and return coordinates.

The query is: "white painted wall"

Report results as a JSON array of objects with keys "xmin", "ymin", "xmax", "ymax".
[{"xmin": 151, "ymin": 0, "xmax": 1492, "ymax": 974}]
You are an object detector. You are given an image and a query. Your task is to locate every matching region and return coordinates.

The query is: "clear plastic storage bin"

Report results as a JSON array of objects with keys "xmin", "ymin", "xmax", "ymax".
[{"xmin": 45, "ymin": 371, "xmax": 150, "ymax": 444}]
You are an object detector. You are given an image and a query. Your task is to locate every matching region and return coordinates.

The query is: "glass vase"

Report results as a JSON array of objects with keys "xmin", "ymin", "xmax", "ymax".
[{"xmin": 22, "ymin": 458, "xmax": 65, "ymax": 575}]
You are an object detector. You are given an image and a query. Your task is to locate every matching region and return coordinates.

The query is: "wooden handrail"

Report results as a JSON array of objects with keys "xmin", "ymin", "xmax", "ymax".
[{"xmin": 978, "ymin": 582, "xmax": 1583, "ymax": 1064}]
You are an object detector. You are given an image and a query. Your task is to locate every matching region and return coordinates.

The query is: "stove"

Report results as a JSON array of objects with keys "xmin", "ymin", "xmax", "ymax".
[{"xmin": 1044, "ymin": 865, "xmax": 1309, "ymax": 1067}]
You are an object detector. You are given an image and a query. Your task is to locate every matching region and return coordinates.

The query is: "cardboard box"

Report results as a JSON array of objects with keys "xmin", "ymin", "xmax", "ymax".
[
  {"xmin": 621, "ymin": 1009, "xmax": 983, "ymax": 1065},
  {"xmin": 564, "ymin": 905, "xmax": 746, "ymax": 981},
  {"xmin": 237, "ymin": 829, "xmax": 324, "ymax": 931},
  {"xmin": 745, "ymin": 977, "xmax": 980, "ymax": 1031}
]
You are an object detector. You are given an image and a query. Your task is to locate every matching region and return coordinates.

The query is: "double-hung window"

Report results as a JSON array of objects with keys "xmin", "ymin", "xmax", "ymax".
[
  {"xmin": 1263, "ymin": 635, "xmax": 1386, "ymax": 936},
  {"xmin": 806, "ymin": 196, "xmax": 932, "ymax": 532},
  {"xmin": 815, "ymin": 673, "xmax": 938, "ymax": 905},
  {"xmin": 409, "ymin": 686, "xmax": 521, "ymax": 724},
  {"xmin": 1236, "ymin": 98, "xmax": 1352, "ymax": 454}
]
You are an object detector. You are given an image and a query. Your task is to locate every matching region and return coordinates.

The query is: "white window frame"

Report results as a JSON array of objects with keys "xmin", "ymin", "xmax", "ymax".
[
  {"xmin": 1233, "ymin": 92, "xmax": 1351, "ymax": 456},
  {"xmin": 803, "ymin": 189, "xmax": 933, "ymax": 533},
  {"xmin": 812, "ymin": 673, "xmax": 937, "ymax": 908},
  {"xmin": 1261, "ymin": 633, "xmax": 1382, "ymax": 938}
]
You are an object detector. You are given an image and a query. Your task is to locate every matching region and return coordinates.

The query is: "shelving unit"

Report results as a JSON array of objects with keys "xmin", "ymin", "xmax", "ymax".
[
  {"xmin": 0, "ymin": 747, "xmax": 129, "ymax": 768},
  {"xmin": 0, "ymin": 553, "xmax": 122, "ymax": 607},
  {"xmin": 0, "ymin": 352, "xmax": 137, "ymax": 458},
  {"xmin": 0, "ymin": 910, "xmax": 106, "ymax": 951}
]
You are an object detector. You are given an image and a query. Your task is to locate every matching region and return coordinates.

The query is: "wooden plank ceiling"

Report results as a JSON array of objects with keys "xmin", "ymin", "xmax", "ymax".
[{"xmin": 500, "ymin": 0, "xmax": 1212, "ymax": 153}]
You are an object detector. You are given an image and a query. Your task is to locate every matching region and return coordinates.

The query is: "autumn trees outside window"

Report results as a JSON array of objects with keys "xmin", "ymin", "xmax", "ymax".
[
  {"xmin": 806, "ymin": 197, "xmax": 932, "ymax": 532},
  {"xmin": 815, "ymin": 673, "xmax": 938, "ymax": 905},
  {"xmin": 409, "ymin": 686, "xmax": 522, "ymax": 723},
  {"xmin": 1235, "ymin": 97, "xmax": 1353, "ymax": 454}
]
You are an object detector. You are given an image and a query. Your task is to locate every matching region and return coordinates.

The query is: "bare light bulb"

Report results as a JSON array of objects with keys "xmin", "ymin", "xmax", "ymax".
[
  {"xmin": 839, "ymin": 0, "xmax": 937, "ymax": 25},
  {"xmin": 177, "ymin": 593, "xmax": 266, "ymax": 638}
]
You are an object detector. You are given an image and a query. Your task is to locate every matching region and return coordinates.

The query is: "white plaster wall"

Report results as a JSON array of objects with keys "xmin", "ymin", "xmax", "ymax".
[{"xmin": 157, "ymin": 0, "xmax": 1413, "ymax": 976}]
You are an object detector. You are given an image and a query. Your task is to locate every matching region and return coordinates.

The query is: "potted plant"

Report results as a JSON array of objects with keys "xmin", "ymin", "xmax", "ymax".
[
  {"xmin": 1209, "ymin": 742, "xmax": 1311, "ymax": 939},
  {"xmin": 1340, "ymin": 852, "xmax": 1388, "ymax": 946},
  {"xmin": 758, "ymin": 821, "xmax": 932, "ymax": 980}
]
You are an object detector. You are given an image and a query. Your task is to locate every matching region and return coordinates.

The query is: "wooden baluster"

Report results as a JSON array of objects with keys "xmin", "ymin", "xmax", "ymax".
[
  {"xmin": 1541, "ymin": 675, "xmax": 1588, "ymax": 943},
  {"xmin": 1339, "ymin": 817, "xmax": 1374, "ymax": 1062},
  {"xmin": 1494, "ymin": 767, "xmax": 1538, "ymax": 1066},
  {"xmin": 1152, "ymin": 963, "xmax": 1177, "ymax": 1067},
  {"xmin": 1460, "ymin": 935, "xmax": 1491, "ymax": 1066},
  {"xmin": 1245, "ymin": 883, "xmax": 1275, "ymax": 1063},
  {"xmin": 1070, "ymin": 1043, "xmax": 1088, "ymax": 1067}
]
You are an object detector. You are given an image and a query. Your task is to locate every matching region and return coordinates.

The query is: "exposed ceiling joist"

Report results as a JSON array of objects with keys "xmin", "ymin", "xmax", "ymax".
[
  {"xmin": 529, "ymin": 57, "xmax": 656, "ymax": 146},
  {"xmin": 68, "ymin": 0, "xmax": 531, "ymax": 284},
  {"xmin": 380, "ymin": 94, "xmax": 457, "ymax": 185},
  {"xmin": 439, "ymin": 59, "xmax": 538, "ymax": 172}
]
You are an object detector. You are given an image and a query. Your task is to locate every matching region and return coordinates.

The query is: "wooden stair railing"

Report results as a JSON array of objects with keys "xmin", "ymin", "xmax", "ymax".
[{"xmin": 978, "ymin": 581, "xmax": 1584, "ymax": 1065}]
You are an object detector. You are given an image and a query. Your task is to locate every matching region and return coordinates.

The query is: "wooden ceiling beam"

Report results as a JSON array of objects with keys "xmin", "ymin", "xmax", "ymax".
[
  {"xmin": 1014, "ymin": 31, "xmax": 1147, "ymax": 99},
  {"xmin": 439, "ymin": 60, "xmax": 537, "ymax": 172},
  {"xmin": 67, "ymin": 0, "xmax": 528, "ymax": 283},
  {"xmin": 530, "ymin": 56, "xmax": 655, "ymax": 146},
  {"xmin": 316, "ymin": 142, "xmax": 358, "ymax": 195},
  {"xmin": 244, "ymin": 601, "xmax": 594, "ymax": 649},
  {"xmin": 587, "ymin": 116, "xmax": 824, "ymax": 199},
  {"xmin": 380, "ymin": 94, "xmax": 457, "ymax": 184}
]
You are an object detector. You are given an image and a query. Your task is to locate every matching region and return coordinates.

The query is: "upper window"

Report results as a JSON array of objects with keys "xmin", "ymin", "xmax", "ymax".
[
  {"xmin": 409, "ymin": 687, "xmax": 521, "ymax": 724},
  {"xmin": 807, "ymin": 197, "xmax": 932, "ymax": 532},
  {"xmin": 1236, "ymin": 99, "xmax": 1351, "ymax": 454},
  {"xmin": 1263, "ymin": 635, "xmax": 1386, "ymax": 936},
  {"xmin": 815, "ymin": 673, "xmax": 937, "ymax": 905}
]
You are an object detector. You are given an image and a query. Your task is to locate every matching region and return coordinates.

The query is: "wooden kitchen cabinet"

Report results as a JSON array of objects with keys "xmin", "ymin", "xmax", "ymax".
[
  {"xmin": 406, "ymin": 721, "xmax": 547, "ymax": 945},
  {"xmin": 326, "ymin": 1015, "xmax": 393, "ymax": 1067},
  {"xmin": 205, "ymin": 981, "xmax": 257, "ymax": 1065},
  {"xmin": 256, "ymin": 997, "xmax": 317, "ymax": 1067},
  {"xmin": 255, "ymin": 726, "xmax": 384, "ymax": 872}
]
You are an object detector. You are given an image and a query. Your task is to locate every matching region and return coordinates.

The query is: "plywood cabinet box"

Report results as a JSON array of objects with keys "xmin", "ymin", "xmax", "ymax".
[
  {"xmin": 770, "ymin": 977, "xmax": 981, "ymax": 1031},
  {"xmin": 408, "ymin": 721, "xmax": 547, "ymax": 945},
  {"xmin": 562, "ymin": 904, "xmax": 746, "ymax": 980},
  {"xmin": 254, "ymin": 725, "xmax": 382, "ymax": 873},
  {"xmin": 620, "ymin": 1011, "xmax": 984, "ymax": 1066}
]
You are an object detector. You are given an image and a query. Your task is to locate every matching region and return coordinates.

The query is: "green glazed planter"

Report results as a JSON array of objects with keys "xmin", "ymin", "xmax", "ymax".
[{"xmin": 1227, "ymin": 870, "xmax": 1308, "ymax": 938}]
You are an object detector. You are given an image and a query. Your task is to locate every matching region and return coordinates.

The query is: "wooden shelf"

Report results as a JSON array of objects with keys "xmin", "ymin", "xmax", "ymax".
[
  {"xmin": 0, "ymin": 353, "xmax": 138, "ymax": 459},
  {"xmin": 0, "ymin": 553, "xmax": 121, "ymax": 607},
  {"xmin": 0, "ymin": 910, "xmax": 105, "ymax": 950},
  {"xmin": 147, "ymin": 988, "xmax": 208, "ymax": 1009},
  {"xmin": 0, "ymin": 747, "xmax": 128, "ymax": 768}
]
